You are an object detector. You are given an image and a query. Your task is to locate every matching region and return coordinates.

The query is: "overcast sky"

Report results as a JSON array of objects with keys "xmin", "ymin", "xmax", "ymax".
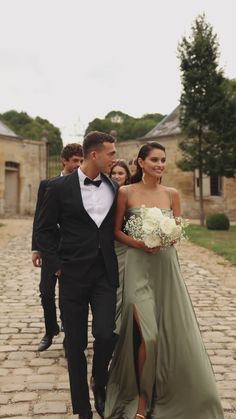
[{"xmin": 0, "ymin": 0, "xmax": 235, "ymax": 144}]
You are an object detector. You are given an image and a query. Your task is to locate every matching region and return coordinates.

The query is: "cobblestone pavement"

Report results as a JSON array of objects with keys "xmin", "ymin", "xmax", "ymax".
[{"xmin": 0, "ymin": 220, "xmax": 236, "ymax": 418}]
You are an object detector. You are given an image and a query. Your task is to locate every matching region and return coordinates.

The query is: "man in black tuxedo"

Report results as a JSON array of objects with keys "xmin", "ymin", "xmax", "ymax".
[
  {"xmin": 36, "ymin": 131, "xmax": 119, "ymax": 419},
  {"xmin": 32, "ymin": 143, "xmax": 83, "ymax": 352}
]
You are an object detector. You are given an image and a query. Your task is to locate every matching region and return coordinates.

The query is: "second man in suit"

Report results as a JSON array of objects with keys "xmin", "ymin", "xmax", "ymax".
[{"xmin": 32, "ymin": 143, "xmax": 83, "ymax": 352}]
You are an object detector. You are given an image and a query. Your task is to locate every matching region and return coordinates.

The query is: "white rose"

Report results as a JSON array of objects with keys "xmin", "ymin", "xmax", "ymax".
[
  {"xmin": 159, "ymin": 217, "xmax": 176, "ymax": 235},
  {"xmin": 145, "ymin": 207, "xmax": 163, "ymax": 221},
  {"xmin": 142, "ymin": 218, "xmax": 158, "ymax": 234},
  {"xmin": 142, "ymin": 207, "xmax": 163, "ymax": 233},
  {"xmin": 143, "ymin": 233, "xmax": 161, "ymax": 248}
]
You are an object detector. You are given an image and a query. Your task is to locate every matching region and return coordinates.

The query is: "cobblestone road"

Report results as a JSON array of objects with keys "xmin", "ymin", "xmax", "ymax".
[{"xmin": 0, "ymin": 220, "xmax": 236, "ymax": 418}]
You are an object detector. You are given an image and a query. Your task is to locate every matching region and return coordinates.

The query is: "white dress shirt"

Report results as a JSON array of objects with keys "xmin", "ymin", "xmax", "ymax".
[{"xmin": 78, "ymin": 168, "xmax": 114, "ymax": 227}]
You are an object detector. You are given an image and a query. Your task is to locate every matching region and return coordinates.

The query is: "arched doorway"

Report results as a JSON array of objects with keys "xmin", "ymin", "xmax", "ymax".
[{"xmin": 4, "ymin": 161, "xmax": 19, "ymax": 214}]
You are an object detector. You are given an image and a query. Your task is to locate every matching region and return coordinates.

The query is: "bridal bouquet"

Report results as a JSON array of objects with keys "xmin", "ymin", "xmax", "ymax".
[{"xmin": 124, "ymin": 206, "xmax": 188, "ymax": 249}]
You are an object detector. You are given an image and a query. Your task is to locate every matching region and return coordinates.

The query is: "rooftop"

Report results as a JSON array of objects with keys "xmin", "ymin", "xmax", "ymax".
[
  {"xmin": 144, "ymin": 105, "xmax": 181, "ymax": 139},
  {"xmin": 0, "ymin": 120, "xmax": 18, "ymax": 137}
]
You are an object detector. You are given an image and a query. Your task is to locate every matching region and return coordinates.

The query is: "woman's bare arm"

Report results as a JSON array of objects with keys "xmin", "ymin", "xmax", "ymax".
[
  {"xmin": 114, "ymin": 187, "xmax": 141, "ymax": 248},
  {"xmin": 170, "ymin": 188, "xmax": 181, "ymax": 219}
]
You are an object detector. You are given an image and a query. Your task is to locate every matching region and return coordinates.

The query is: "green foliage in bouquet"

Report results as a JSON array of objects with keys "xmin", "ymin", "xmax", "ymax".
[{"xmin": 206, "ymin": 213, "xmax": 230, "ymax": 231}]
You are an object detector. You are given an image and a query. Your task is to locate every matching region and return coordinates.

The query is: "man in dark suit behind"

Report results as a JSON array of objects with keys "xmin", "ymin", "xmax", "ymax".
[
  {"xmin": 36, "ymin": 131, "xmax": 118, "ymax": 419},
  {"xmin": 32, "ymin": 143, "xmax": 83, "ymax": 352}
]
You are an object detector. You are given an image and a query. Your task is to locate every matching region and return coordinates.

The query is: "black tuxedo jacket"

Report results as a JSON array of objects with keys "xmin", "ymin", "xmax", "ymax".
[
  {"xmin": 32, "ymin": 177, "xmax": 60, "ymax": 251},
  {"xmin": 35, "ymin": 170, "xmax": 119, "ymax": 287}
]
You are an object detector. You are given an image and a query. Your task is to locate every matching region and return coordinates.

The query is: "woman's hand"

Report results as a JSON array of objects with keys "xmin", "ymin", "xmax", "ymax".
[{"xmin": 135, "ymin": 240, "xmax": 161, "ymax": 254}]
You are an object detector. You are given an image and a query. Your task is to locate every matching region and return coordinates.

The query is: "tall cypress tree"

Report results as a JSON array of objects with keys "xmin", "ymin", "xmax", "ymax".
[{"xmin": 177, "ymin": 14, "xmax": 236, "ymax": 225}]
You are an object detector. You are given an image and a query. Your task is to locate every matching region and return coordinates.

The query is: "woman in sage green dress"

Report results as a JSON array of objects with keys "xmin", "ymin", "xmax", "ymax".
[
  {"xmin": 105, "ymin": 142, "xmax": 224, "ymax": 419},
  {"xmin": 110, "ymin": 160, "xmax": 131, "ymax": 334}
]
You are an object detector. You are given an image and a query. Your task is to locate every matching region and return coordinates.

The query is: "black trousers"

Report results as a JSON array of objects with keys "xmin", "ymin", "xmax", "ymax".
[
  {"xmin": 59, "ymin": 250, "xmax": 117, "ymax": 415},
  {"xmin": 39, "ymin": 263, "xmax": 61, "ymax": 335}
]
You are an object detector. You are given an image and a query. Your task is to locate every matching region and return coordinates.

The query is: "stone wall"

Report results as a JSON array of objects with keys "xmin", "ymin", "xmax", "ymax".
[
  {"xmin": 0, "ymin": 136, "xmax": 47, "ymax": 215},
  {"xmin": 115, "ymin": 135, "xmax": 236, "ymax": 220}
]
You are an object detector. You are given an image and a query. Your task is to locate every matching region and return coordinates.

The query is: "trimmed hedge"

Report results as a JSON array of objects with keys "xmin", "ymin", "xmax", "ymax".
[{"xmin": 206, "ymin": 213, "xmax": 230, "ymax": 230}]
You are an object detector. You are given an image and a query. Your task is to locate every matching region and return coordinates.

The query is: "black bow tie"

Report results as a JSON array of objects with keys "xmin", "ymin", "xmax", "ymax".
[{"xmin": 84, "ymin": 177, "xmax": 102, "ymax": 187}]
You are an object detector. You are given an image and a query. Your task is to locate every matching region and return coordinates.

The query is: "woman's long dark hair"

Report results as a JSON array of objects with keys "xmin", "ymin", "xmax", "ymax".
[
  {"xmin": 131, "ymin": 142, "xmax": 166, "ymax": 184},
  {"xmin": 110, "ymin": 159, "xmax": 131, "ymax": 185}
]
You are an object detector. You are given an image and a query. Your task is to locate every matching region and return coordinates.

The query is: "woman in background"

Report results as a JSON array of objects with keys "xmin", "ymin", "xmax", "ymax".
[
  {"xmin": 128, "ymin": 157, "xmax": 137, "ymax": 177},
  {"xmin": 110, "ymin": 160, "xmax": 131, "ymax": 188},
  {"xmin": 110, "ymin": 160, "xmax": 131, "ymax": 333}
]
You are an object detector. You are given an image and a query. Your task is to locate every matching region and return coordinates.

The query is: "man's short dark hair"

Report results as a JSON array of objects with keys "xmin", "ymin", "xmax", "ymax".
[
  {"xmin": 83, "ymin": 131, "xmax": 116, "ymax": 158},
  {"xmin": 61, "ymin": 143, "xmax": 83, "ymax": 160}
]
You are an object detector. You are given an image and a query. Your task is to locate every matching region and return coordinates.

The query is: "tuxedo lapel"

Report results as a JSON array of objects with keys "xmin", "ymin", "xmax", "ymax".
[{"xmin": 70, "ymin": 170, "xmax": 98, "ymax": 226}]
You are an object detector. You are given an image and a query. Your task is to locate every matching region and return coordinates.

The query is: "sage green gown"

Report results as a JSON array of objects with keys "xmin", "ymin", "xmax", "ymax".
[
  {"xmin": 105, "ymin": 208, "xmax": 224, "ymax": 419},
  {"xmin": 114, "ymin": 240, "xmax": 128, "ymax": 334}
]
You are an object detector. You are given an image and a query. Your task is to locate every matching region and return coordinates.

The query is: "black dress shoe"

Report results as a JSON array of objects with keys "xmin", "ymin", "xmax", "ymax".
[
  {"xmin": 37, "ymin": 326, "xmax": 60, "ymax": 352},
  {"xmin": 78, "ymin": 411, "xmax": 93, "ymax": 419},
  {"xmin": 90, "ymin": 377, "xmax": 105, "ymax": 418},
  {"xmin": 37, "ymin": 334, "xmax": 53, "ymax": 351}
]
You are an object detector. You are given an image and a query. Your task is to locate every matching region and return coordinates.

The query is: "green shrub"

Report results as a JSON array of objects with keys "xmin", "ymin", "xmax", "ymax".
[{"xmin": 206, "ymin": 213, "xmax": 230, "ymax": 230}]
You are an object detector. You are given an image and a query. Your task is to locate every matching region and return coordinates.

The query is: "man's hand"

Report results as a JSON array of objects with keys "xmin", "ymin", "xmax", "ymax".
[{"xmin": 32, "ymin": 251, "xmax": 42, "ymax": 267}]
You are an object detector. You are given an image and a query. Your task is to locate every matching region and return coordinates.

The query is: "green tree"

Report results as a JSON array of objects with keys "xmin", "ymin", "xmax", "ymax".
[
  {"xmin": 85, "ymin": 110, "xmax": 164, "ymax": 141},
  {"xmin": 0, "ymin": 110, "xmax": 63, "ymax": 156},
  {"xmin": 177, "ymin": 14, "xmax": 236, "ymax": 226},
  {"xmin": 206, "ymin": 78, "xmax": 236, "ymax": 177}
]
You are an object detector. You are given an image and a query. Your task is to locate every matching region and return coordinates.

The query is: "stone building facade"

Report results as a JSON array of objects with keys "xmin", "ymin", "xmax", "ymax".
[
  {"xmin": 0, "ymin": 121, "xmax": 47, "ymax": 216},
  {"xmin": 115, "ymin": 106, "xmax": 236, "ymax": 220}
]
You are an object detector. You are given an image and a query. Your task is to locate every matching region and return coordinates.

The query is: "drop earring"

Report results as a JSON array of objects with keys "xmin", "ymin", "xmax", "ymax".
[{"xmin": 142, "ymin": 170, "xmax": 146, "ymax": 184}]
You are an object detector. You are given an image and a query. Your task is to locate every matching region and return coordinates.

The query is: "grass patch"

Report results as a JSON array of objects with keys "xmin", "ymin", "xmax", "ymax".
[{"xmin": 186, "ymin": 224, "xmax": 236, "ymax": 265}]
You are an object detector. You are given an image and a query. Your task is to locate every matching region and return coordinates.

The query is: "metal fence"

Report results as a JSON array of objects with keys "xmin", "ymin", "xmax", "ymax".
[{"xmin": 47, "ymin": 154, "xmax": 62, "ymax": 178}]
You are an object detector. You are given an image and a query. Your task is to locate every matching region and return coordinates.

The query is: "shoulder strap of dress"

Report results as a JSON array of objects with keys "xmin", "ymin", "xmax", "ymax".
[
  {"xmin": 168, "ymin": 188, "xmax": 173, "ymax": 209},
  {"xmin": 126, "ymin": 184, "xmax": 131, "ymax": 203}
]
